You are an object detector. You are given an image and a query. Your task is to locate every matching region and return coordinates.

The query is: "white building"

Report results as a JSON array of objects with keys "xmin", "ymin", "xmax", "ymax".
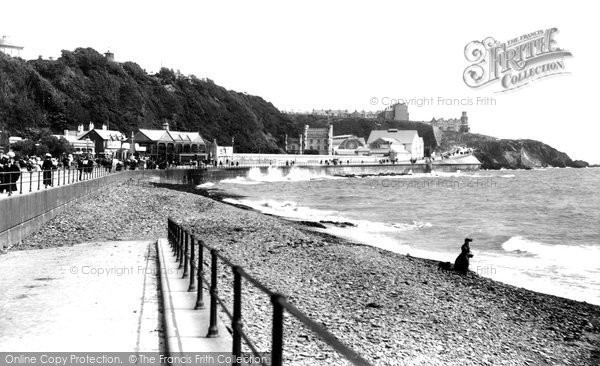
[{"xmin": 366, "ymin": 129, "xmax": 424, "ymax": 160}]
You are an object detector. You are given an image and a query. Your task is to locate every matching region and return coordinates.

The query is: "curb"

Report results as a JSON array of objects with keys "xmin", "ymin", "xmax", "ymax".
[{"xmin": 156, "ymin": 238, "xmax": 232, "ymax": 361}]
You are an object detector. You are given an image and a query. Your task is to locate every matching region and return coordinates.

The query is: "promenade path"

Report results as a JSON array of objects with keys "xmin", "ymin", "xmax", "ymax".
[
  {"xmin": 0, "ymin": 241, "xmax": 162, "ymax": 352},
  {"xmin": 0, "ymin": 168, "xmax": 112, "ymax": 200}
]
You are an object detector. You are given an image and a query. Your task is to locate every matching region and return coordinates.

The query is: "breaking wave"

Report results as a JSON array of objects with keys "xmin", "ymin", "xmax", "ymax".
[{"xmin": 220, "ymin": 166, "xmax": 341, "ymax": 185}]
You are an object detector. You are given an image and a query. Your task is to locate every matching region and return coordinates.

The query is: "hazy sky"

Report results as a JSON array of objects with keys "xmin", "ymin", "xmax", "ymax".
[{"xmin": 2, "ymin": 0, "xmax": 598, "ymax": 163}]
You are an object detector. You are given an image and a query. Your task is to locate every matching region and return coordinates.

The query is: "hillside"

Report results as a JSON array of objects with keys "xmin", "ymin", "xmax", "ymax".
[
  {"xmin": 0, "ymin": 48, "xmax": 588, "ymax": 168},
  {"xmin": 0, "ymin": 48, "xmax": 298, "ymax": 153}
]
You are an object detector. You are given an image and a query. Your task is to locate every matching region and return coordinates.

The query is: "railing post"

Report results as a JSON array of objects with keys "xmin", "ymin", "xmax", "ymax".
[
  {"xmin": 57, "ymin": 169, "xmax": 60, "ymax": 186},
  {"xmin": 167, "ymin": 219, "xmax": 173, "ymax": 248},
  {"xmin": 188, "ymin": 235, "xmax": 197, "ymax": 291},
  {"xmin": 29, "ymin": 171, "xmax": 32, "ymax": 192},
  {"xmin": 63, "ymin": 168, "xmax": 66, "ymax": 185},
  {"xmin": 175, "ymin": 225, "xmax": 181, "ymax": 260},
  {"xmin": 19, "ymin": 172, "xmax": 23, "ymax": 194},
  {"xmin": 178, "ymin": 227, "xmax": 184, "ymax": 269},
  {"xmin": 232, "ymin": 266, "xmax": 243, "ymax": 364},
  {"xmin": 37, "ymin": 171, "xmax": 41, "ymax": 191},
  {"xmin": 194, "ymin": 240, "xmax": 205, "ymax": 309},
  {"xmin": 207, "ymin": 249, "xmax": 219, "ymax": 337},
  {"xmin": 271, "ymin": 293, "xmax": 286, "ymax": 366},
  {"xmin": 182, "ymin": 230, "xmax": 189, "ymax": 278}
]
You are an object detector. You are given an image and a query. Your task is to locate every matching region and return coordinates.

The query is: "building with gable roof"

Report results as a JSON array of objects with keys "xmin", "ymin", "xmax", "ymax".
[
  {"xmin": 77, "ymin": 122, "xmax": 125, "ymax": 156},
  {"xmin": 366, "ymin": 129, "xmax": 424, "ymax": 159},
  {"xmin": 132, "ymin": 122, "xmax": 207, "ymax": 161}
]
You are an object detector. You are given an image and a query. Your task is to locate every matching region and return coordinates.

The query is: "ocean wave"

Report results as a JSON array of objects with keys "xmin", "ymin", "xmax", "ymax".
[
  {"xmin": 501, "ymin": 236, "xmax": 600, "ymax": 269},
  {"xmin": 220, "ymin": 166, "xmax": 341, "ymax": 185},
  {"xmin": 222, "ymin": 198, "xmax": 432, "ymax": 235},
  {"xmin": 196, "ymin": 182, "xmax": 215, "ymax": 188}
]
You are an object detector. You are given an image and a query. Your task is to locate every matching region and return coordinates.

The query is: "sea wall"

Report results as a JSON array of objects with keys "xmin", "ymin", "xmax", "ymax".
[
  {"xmin": 0, "ymin": 169, "xmax": 193, "ymax": 249},
  {"xmin": 185, "ymin": 162, "xmax": 481, "ymax": 185}
]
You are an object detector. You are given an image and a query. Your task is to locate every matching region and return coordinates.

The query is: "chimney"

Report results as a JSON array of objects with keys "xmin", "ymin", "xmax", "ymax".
[
  {"xmin": 102, "ymin": 124, "xmax": 107, "ymax": 130},
  {"xmin": 89, "ymin": 122, "xmax": 95, "ymax": 131},
  {"xmin": 162, "ymin": 122, "xmax": 170, "ymax": 131},
  {"xmin": 64, "ymin": 129, "xmax": 69, "ymax": 136},
  {"xmin": 77, "ymin": 124, "xmax": 84, "ymax": 133}
]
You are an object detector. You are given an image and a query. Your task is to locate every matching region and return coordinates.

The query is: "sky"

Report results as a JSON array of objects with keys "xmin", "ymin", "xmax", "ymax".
[{"xmin": 2, "ymin": 0, "xmax": 598, "ymax": 163}]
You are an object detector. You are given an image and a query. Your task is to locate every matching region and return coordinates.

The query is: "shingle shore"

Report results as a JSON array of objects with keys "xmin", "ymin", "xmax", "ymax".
[{"xmin": 9, "ymin": 183, "xmax": 600, "ymax": 365}]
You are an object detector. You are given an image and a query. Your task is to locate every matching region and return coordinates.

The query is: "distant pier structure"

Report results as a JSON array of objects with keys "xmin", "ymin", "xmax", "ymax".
[{"xmin": 0, "ymin": 35, "xmax": 23, "ymax": 56}]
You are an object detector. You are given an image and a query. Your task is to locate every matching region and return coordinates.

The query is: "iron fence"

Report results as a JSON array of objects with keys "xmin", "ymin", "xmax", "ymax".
[
  {"xmin": 0, "ymin": 166, "xmax": 121, "ymax": 197},
  {"xmin": 167, "ymin": 218, "xmax": 372, "ymax": 366}
]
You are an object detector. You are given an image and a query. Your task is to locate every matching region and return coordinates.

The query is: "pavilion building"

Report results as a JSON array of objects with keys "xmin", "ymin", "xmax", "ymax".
[{"xmin": 133, "ymin": 122, "xmax": 207, "ymax": 161}]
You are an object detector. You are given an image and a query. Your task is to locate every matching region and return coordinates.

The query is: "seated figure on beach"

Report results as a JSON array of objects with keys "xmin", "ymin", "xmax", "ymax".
[{"xmin": 454, "ymin": 238, "xmax": 474, "ymax": 274}]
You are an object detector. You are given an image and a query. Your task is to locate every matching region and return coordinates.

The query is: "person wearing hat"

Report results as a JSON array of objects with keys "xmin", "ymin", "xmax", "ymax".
[
  {"xmin": 42, "ymin": 153, "xmax": 54, "ymax": 188},
  {"xmin": 454, "ymin": 238, "xmax": 474, "ymax": 275},
  {"xmin": 0, "ymin": 154, "xmax": 7, "ymax": 194},
  {"xmin": 6, "ymin": 152, "xmax": 21, "ymax": 193}
]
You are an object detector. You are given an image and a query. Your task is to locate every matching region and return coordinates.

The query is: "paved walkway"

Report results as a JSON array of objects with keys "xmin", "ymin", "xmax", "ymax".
[
  {"xmin": 156, "ymin": 238, "xmax": 232, "ymax": 354},
  {"xmin": 0, "ymin": 241, "xmax": 162, "ymax": 352}
]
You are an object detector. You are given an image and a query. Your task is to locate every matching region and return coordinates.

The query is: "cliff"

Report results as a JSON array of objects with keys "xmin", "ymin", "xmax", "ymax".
[
  {"xmin": 441, "ymin": 131, "xmax": 588, "ymax": 169},
  {"xmin": 0, "ymin": 48, "xmax": 298, "ymax": 153}
]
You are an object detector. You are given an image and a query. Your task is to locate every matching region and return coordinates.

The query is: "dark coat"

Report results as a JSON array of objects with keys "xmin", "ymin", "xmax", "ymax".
[
  {"xmin": 454, "ymin": 242, "xmax": 473, "ymax": 274},
  {"xmin": 42, "ymin": 158, "xmax": 54, "ymax": 186},
  {"xmin": 7, "ymin": 162, "xmax": 21, "ymax": 192}
]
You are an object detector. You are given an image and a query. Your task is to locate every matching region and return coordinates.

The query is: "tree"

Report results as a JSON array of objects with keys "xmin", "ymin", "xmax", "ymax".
[
  {"xmin": 40, "ymin": 135, "xmax": 74, "ymax": 156},
  {"xmin": 11, "ymin": 140, "xmax": 48, "ymax": 158}
]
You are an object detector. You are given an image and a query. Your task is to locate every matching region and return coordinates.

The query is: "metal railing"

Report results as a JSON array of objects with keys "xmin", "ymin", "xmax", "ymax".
[
  {"xmin": 0, "ymin": 166, "xmax": 122, "ymax": 197},
  {"xmin": 167, "ymin": 218, "xmax": 372, "ymax": 366}
]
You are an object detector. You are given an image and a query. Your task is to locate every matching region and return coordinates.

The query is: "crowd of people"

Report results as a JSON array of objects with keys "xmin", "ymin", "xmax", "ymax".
[
  {"xmin": 0, "ymin": 152, "xmax": 209, "ymax": 195},
  {"xmin": 0, "ymin": 152, "xmax": 21, "ymax": 194}
]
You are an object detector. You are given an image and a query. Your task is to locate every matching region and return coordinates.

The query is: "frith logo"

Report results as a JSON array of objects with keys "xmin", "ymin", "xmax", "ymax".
[{"xmin": 463, "ymin": 28, "xmax": 572, "ymax": 92}]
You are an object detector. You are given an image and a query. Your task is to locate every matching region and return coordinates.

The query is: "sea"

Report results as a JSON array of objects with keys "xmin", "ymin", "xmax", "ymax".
[{"xmin": 199, "ymin": 167, "xmax": 600, "ymax": 305}]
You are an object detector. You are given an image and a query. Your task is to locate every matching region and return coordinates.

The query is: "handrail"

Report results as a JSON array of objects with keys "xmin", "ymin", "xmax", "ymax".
[
  {"xmin": 0, "ymin": 166, "xmax": 121, "ymax": 197},
  {"xmin": 167, "ymin": 218, "xmax": 373, "ymax": 366}
]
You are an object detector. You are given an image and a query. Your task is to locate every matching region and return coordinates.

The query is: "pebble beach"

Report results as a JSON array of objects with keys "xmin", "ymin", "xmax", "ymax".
[{"xmin": 8, "ymin": 181, "xmax": 600, "ymax": 366}]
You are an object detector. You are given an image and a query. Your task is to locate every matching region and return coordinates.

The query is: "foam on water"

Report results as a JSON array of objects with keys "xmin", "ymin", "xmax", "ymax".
[
  {"xmin": 223, "ymin": 197, "xmax": 431, "ymax": 232},
  {"xmin": 222, "ymin": 196, "xmax": 441, "ymax": 262},
  {"xmin": 220, "ymin": 166, "xmax": 341, "ymax": 185},
  {"xmin": 501, "ymin": 236, "xmax": 600, "ymax": 272}
]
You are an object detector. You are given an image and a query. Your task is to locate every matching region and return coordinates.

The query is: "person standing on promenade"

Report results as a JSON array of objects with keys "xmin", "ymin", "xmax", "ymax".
[
  {"xmin": 6, "ymin": 152, "xmax": 21, "ymax": 193},
  {"xmin": 454, "ymin": 238, "xmax": 474, "ymax": 274},
  {"xmin": 85, "ymin": 156, "xmax": 94, "ymax": 177},
  {"xmin": 42, "ymin": 153, "xmax": 54, "ymax": 188},
  {"xmin": 0, "ymin": 154, "xmax": 7, "ymax": 194},
  {"xmin": 77, "ymin": 157, "xmax": 84, "ymax": 180}
]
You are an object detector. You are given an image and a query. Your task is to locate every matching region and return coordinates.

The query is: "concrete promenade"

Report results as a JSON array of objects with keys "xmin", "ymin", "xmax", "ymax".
[
  {"xmin": 156, "ymin": 238, "xmax": 232, "ymax": 355},
  {"xmin": 0, "ymin": 241, "xmax": 162, "ymax": 351}
]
